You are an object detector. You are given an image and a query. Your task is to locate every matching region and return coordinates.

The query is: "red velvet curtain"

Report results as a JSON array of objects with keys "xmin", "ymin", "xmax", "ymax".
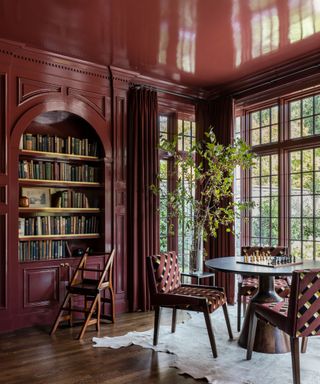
[
  {"xmin": 127, "ymin": 87, "xmax": 159, "ymax": 311},
  {"xmin": 196, "ymin": 96, "xmax": 235, "ymax": 304}
]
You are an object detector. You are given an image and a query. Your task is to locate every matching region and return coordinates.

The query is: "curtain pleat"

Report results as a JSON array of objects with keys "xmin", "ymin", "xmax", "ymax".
[
  {"xmin": 196, "ymin": 96, "xmax": 235, "ymax": 304},
  {"xmin": 127, "ymin": 87, "xmax": 159, "ymax": 311}
]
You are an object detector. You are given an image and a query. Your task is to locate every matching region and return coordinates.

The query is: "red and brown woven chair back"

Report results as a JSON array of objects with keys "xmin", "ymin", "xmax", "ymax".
[
  {"xmin": 149, "ymin": 251, "xmax": 181, "ymax": 294},
  {"xmin": 288, "ymin": 268, "xmax": 320, "ymax": 338}
]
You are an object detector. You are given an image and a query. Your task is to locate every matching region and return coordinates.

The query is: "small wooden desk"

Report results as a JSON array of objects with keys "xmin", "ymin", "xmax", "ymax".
[{"xmin": 205, "ymin": 257, "xmax": 320, "ymax": 354}]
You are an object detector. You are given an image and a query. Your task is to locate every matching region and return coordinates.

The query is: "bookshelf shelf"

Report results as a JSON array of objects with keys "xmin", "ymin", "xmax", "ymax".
[
  {"xmin": 19, "ymin": 207, "xmax": 101, "ymax": 213},
  {"xmin": 19, "ymin": 149, "xmax": 101, "ymax": 162},
  {"xmin": 19, "ymin": 179, "xmax": 102, "ymax": 188},
  {"xmin": 19, "ymin": 234, "xmax": 100, "ymax": 240}
]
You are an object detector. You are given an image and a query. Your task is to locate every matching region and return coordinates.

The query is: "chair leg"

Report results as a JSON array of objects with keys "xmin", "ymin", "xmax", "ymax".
[
  {"xmin": 222, "ymin": 303, "xmax": 233, "ymax": 340},
  {"xmin": 237, "ymin": 291, "xmax": 242, "ymax": 332},
  {"xmin": 109, "ymin": 286, "xmax": 115, "ymax": 323},
  {"xmin": 301, "ymin": 337, "xmax": 308, "ymax": 353},
  {"xmin": 171, "ymin": 307, "xmax": 177, "ymax": 333},
  {"xmin": 50, "ymin": 292, "xmax": 72, "ymax": 336},
  {"xmin": 290, "ymin": 337, "xmax": 300, "ymax": 384},
  {"xmin": 153, "ymin": 306, "xmax": 161, "ymax": 346},
  {"xmin": 246, "ymin": 312, "xmax": 258, "ymax": 360},
  {"xmin": 203, "ymin": 307, "xmax": 218, "ymax": 358},
  {"xmin": 77, "ymin": 294, "xmax": 99, "ymax": 340},
  {"xmin": 96, "ymin": 294, "xmax": 101, "ymax": 332}
]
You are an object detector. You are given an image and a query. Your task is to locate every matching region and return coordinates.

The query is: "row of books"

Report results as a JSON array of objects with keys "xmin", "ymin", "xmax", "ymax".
[
  {"xmin": 19, "ymin": 216, "xmax": 100, "ymax": 236},
  {"xmin": 51, "ymin": 190, "xmax": 91, "ymax": 208},
  {"xmin": 18, "ymin": 240, "xmax": 69, "ymax": 261},
  {"xmin": 20, "ymin": 133, "xmax": 99, "ymax": 157},
  {"xmin": 19, "ymin": 160, "xmax": 99, "ymax": 182}
]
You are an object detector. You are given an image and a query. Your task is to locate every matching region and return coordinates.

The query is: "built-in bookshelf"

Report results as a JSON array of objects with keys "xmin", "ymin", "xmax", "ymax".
[{"xmin": 18, "ymin": 128, "xmax": 104, "ymax": 263}]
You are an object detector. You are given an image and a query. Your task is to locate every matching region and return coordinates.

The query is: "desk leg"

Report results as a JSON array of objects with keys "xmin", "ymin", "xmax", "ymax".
[{"xmin": 238, "ymin": 275, "xmax": 290, "ymax": 354}]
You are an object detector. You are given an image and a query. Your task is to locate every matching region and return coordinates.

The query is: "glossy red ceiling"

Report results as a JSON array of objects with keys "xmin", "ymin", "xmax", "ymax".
[{"xmin": 0, "ymin": 0, "xmax": 320, "ymax": 90}]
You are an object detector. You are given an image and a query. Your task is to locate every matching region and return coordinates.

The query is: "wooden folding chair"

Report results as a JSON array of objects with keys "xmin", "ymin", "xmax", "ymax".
[{"xmin": 50, "ymin": 249, "xmax": 115, "ymax": 340}]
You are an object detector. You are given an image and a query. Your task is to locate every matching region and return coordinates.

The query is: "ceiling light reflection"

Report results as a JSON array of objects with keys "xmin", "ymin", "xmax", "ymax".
[{"xmin": 176, "ymin": 0, "xmax": 196, "ymax": 74}]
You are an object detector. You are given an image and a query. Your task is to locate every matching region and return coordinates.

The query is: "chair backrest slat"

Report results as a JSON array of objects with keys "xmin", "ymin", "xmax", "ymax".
[
  {"xmin": 147, "ymin": 251, "xmax": 181, "ymax": 294},
  {"xmin": 288, "ymin": 269, "xmax": 320, "ymax": 337}
]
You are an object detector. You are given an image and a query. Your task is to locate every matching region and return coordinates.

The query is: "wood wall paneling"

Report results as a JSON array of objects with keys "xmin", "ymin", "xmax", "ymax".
[
  {"xmin": 0, "ymin": 74, "xmax": 6, "ymax": 174},
  {"xmin": 23, "ymin": 267, "xmax": 59, "ymax": 308},
  {"xmin": 0, "ymin": 214, "xmax": 7, "ymax": 309}
]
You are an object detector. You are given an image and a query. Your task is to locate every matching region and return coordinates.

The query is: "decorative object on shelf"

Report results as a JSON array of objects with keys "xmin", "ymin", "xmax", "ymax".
[
  {"xmin": 152, "ymin": 127, "xmax": 255, "ymax": 272},
  {"xmin": 21, "ymin": 187, "xmax": 50, "ymax": 208},
  {"xmin": 19, "ymin": 195, "xmax": 29, "ymax": 207},
  {"xmin": 72, "ymin": 248, "xmax": 85, "ymax": 257}
]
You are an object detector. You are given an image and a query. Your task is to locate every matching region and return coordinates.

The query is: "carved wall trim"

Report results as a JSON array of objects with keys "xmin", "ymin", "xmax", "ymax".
[
  {"xmin": 0, "ymin": 39, "xmax": 109, "ymax": 80},
  {"xmin": 18, "ymin": 77, "xmax": 62, "ymax": 105},
  {"xmin": 67, "ymin": 87, "xmax": 106, "ymax": 118}
]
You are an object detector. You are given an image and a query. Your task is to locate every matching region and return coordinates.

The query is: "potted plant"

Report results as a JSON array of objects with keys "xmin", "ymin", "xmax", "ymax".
[{"xmin": 152, "ymin": 127, "xmax": 255, "ymax": 272}]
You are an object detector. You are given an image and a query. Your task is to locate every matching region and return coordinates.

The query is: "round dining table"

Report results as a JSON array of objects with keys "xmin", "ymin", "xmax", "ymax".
[{"xmin": 205, "ymin": 256, "xmax": 320, "ymax": 354}]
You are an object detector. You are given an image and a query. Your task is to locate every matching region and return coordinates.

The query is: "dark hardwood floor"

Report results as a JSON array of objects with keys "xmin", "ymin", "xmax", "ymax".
[{"xmin": 0, "ymin": 310, "xmax": 205, "ymax": 384}]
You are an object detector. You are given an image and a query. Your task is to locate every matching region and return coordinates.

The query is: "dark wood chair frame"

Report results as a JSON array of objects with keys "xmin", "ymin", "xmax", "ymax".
[
  {"xmin": 246, "ymin": 268, "xmax": 320, "ymax": 384},
  {"xmin": 50, "ymin": 249, "xmax": 115, "ymax": 340},
  {"xmin": 237, "ymin": 246, "xmax": 289, "ymax": 331},
  {"xmin": 146, "ymin": 255, "xmax": 233, "ymax": 358}
]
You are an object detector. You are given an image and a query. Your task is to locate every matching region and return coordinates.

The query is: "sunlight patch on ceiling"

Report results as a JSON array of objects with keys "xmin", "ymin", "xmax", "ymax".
[{"xmin": 176, "ymin": 0, "xmax": 196, "ymax": 74}]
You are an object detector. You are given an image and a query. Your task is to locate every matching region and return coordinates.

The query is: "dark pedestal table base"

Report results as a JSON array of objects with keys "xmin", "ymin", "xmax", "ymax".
[{"xmin": 238, "ymin": 275, "xmax": 290, "ymax": 354}]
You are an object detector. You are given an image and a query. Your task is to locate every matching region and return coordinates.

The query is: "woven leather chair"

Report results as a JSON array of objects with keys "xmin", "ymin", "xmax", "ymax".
[
  {"xmin": 146, "ymin": 251, "xmax": 233, "ymax": 358},
  {"xmin": 246, "ymin": 268, "xmax": 320, "ymax": 384},
  {"xmin": 237, "ymin": 246, "xmax": 290, "ymax": 331},
  {"xmin": 50, "ymin": 249, "xmax": 115, "ymax": 340}
]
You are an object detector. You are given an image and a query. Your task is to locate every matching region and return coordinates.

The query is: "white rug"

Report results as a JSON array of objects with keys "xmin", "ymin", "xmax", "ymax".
[{"xmin": 93, "ymin": 306, "xmax": 320, "ymax": 384}]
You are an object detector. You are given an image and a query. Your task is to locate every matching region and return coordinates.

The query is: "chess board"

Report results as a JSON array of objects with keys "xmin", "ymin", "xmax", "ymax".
[{"xmin": 236, "ymin": 255, "xmax": 303, "ymax": 268}]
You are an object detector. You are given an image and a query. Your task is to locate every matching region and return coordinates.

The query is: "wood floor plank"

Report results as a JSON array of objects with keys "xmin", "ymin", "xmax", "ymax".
[{"xmin": 0, "ymin": 310, "xmax": 204, "ymax": 384}]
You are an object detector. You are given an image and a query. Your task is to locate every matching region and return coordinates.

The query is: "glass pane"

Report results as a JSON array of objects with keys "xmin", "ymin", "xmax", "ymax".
[
  {"xmin": 251, "ymin": 178, "xmax": 260, "ymax": 197},
  {"xmin": 291, "ymin": 240, "xmax": 302, "ymax": 258},
  {"xmin": 251, "ymin": 111, "xmax": 260, "ymax": 129},
  {"xmin": 251, "ymin": 129, "xmax": 260, "ymax": 146},
  {"xmin": 271, "ymin": 154, "xmax": 278, "ymax": 174},
  {"xmin": 251, "ymin": 218, "xmax": 260, "ymax": 238},
  {"xmin": 290, "ymin": 218, "xmax": 301, "ymax": 240},
  {"xmin": 303, "ymin": 218, "xmax": 313, "ymax": 240},
  {"xmin": 290, "ymin": 151, "xmax": 301, "ymax": 173},
  {"xmin": 290, "ymin": 100, "xmax": 301, "ymax": 119},
  {"xmin": 315, "ymin": 115, "xmax": 320, "ymax": 134},
  {"xmin": 302, "ymin": 173, "xmax": 313, "ymax": 195},
  {"xmin": 290, "ymin": 173, "xmax": 301, "ymax": 194},
  {"xmin": 251, "ymin": 158, "xmax": 260, "ymax": 177},
  {"xmin": 261, "ymin": 218, "xmax": 271, "ymax": 238},
  {"xmin": 271, "ymin": 196, "xmax": 278, "ymax": 217},
  {"xmin": 261, "ymin": 156, "xmax": 270, "ymax": 176},
  {"xmin": 302, "ymin": 196, "xmax": 313, "ymax": 217},
  {"xmin": 271, "ymin": 106, "xmax": 278, "ymax": 124},
  {"xmin": 315, "ymin": 95, "xmax": 320, "ymax": 114},
  {"xmin": 302, "ymin": 97, "xmax": 313, "ymax": 116},
  {"xmin": 302, "ymin": 117, "xmax": 313, "ymax": 136},
  {"xmin": 302, "ymin": 149, "xmax": 313, "ymax": 171},
  {"xmin": 271, "ymin": 218, "xmax": 278, "ymax": 239},
  {"xmin": 261, "ymin": 126, "xmax": 270, "ymax": 144},
  {"xmin": 271, "ymin": 124, "xmax": 278, "ymax": 142},
  {"xmin": 290, "ymin": 196, "xmax": 301, "ymax": 217},
  {"xmin": 290, "ymin": 119, "xmax": 301, "ymax": 138},
  {"xmin": 315, "ymin": 172, "xmax": 320, "ymax": 194},
  {"xmin": 271, "ymin": 176, "xmax": 278, "ymax": 194},
  {"xmin": 302, "ymin": 241, "xmax": 314, "ymax": 260},
  {"xmin": 251, "ymin": 198, "xmax": 260, "ymax": 217},
  {"xmin": 261, "ymin": 197, "xmax": 271, "ymax": 217},
  {"xmin": 261, "ymin": 108, "xmax": 270, "ymax": 126}
]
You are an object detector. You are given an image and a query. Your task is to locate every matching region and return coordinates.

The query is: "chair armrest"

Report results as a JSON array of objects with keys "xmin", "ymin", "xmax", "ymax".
[
  {"xmin": 151, "ymin": 293, "xmax": 208, "ymax": 307},
  {"xmin": 181, "ymin": 283, "xmax": 224, "ymax": 292}
]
